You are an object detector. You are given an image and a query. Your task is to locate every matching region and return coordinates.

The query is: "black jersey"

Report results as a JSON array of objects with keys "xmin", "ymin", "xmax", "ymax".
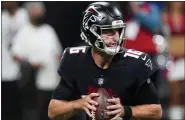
[{"xmin": 52, "ymin": 46, "xmax": 160, "ymax": 119}]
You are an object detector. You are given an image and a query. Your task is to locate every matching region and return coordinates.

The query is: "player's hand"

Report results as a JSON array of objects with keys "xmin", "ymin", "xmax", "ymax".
[
  {"xmin": 82, "ymin": 93, "xmax": 99, "ymax": 117},
  {"xmin": 106, "ymin": 97, "xmax": 124, "ymax": 120}
]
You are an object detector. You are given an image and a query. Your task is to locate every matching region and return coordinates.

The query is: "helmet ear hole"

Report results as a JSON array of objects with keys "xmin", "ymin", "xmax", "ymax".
[
  {"xmin": 91, "ymin": 26, "xmax": 97, "ymax": 32},
  {"xmin": 95, "ymin": 40, "xmax": 100, "ymax": 47}
]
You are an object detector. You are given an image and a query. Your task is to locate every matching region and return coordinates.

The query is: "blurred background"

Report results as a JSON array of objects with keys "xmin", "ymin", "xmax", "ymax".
[{"xmin": 1, "ymin": 1, "xmax": 185, "ymax": 120}]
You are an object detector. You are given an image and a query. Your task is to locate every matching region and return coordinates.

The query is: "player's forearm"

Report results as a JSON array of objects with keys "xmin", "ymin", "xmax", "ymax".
[
  {"xmin": 48, "ymin": 99, "xmax": 82, "ymax": 120},
  {"xmin": 131, "ymin": 104, "xmax": 162, "ymax": 120}
]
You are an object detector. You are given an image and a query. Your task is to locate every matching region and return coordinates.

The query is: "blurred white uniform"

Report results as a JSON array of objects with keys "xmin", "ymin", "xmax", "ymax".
[
  {"xmin": 167, "ymin": 58, "xmax": 185, "ymax": 120},
  {"xmin": 2, "ymin": 8, "xmax": 28, "ymax": 81},
  {"xmin": 168, "ymin": 58, "xmax": 185, "ymax": 81},
  {"xmin": 11, "ymin": 22, "xmax": 63, "ymax": 90},
  {"xmin": 2, "ymin": 7, "xmax": 29, "ymax": 120}
]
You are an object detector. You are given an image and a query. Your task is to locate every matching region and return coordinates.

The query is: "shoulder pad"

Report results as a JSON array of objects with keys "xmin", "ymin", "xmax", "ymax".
[
  {"xmin": 123, "ymin": 49, "xmax": 159, "ymax": 84},
  {"xmin": 61, "ymin": 46, "xmax": 89, "ymax": 60},
  {"xmin": 123, "ymin": 49, "xmax": 153, "ymax": 68},
  {"xmin": 58, "ymin": 46, "xmax": 89, "ymax": 77},
  {"xmin": 64, "ymin": 46, "xmax": 89, "ymax": 56},
  {"xmin": 123, "ymin": 49, "xmax": 145, "ymax": 60}
]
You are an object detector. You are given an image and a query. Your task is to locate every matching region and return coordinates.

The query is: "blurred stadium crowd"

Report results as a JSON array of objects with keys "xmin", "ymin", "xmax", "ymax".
[{"xmin": 1, "ymin": 1, "xmax": 185, "ymax": 120}]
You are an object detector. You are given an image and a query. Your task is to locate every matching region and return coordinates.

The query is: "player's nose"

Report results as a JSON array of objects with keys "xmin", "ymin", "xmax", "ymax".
[{"xmin": 106, "ymin": 32, "xmax": 117, "ymax": 37}]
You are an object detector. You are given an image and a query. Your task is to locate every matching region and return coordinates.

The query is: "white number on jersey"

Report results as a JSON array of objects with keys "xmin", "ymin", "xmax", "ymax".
[
  {"xmin": 123, "ymin": 49, "xmax": 143, "ymax": 59},
  {"xmin": 69, "ymin": 46, "xmax": 86, "ymax": 54}
]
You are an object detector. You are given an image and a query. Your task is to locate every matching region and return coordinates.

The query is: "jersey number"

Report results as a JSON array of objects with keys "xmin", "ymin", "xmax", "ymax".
[
  {"xmin": 69, "ymin": 47, "xmax": 86, "ymax": 54},
  {"xmin": 124, "ymin": 49, "xmax": 142, "ymax": 59}
]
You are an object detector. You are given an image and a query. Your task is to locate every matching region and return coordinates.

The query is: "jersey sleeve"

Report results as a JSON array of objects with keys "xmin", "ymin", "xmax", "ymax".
[
  {"xmin": 132, "ymin": 79, "xmax": 160, "ymax": 105},
  {"xmin": 132, "ymin": 53, "xmax": 160, "ymax": 105},
  {"xmin": 11, "ymin": 27, "xmax": 26, "ymax": 57},
  {"xmin": 57, "ymin": 48, "xmax": 73, "ymax": 78},
  {"xmin": 52, "ymin": 48, "xmax": 76, "ymax": 100},
  {"xmin": 136, "ymin": 53, "xmax": 159, "ymax": 85}
]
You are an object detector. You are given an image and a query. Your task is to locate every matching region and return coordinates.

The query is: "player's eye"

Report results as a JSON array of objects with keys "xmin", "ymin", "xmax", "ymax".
[{"xmin": 102, "ymin": 29, "xmax": 118, "ymax": 35}]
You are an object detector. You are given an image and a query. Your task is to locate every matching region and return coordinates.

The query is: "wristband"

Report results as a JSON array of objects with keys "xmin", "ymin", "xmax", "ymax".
[{"xmin": 123, "ymin": 106, "xmax": 132, "ymax": 119}]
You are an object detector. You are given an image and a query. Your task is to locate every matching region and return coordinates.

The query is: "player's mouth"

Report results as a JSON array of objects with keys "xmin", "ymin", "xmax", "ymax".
[{"xmin": 108, "ymin": 43, "xmax": 117, "ymax": 47}]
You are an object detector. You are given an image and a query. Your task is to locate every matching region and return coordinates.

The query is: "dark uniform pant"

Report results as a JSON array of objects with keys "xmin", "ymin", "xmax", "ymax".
[{"xmin": 2, "ymin": 80, "xmax": 22, "ymax": 120}]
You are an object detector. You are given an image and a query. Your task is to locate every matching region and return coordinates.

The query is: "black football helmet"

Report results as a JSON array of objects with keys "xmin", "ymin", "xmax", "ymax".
[{"xmin": 80, "ymin": 2, "xmax": 126, "ymax": 55}]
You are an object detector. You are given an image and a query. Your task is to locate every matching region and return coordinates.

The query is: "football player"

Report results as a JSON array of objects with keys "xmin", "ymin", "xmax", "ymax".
[{"xmin": 48, "ymin": 2, "xmax": 162, "ymax": 120}]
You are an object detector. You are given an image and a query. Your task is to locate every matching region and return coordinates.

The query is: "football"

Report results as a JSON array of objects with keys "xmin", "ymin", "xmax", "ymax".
[{"xmin": 92, "ymin": 88, "xmax": 113, "ymax": 120}]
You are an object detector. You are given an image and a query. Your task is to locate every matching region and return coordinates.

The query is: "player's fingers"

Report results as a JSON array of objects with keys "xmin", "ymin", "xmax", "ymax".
[
  {"xmin": 89, "ymin": 93, "xmax": 99, "ymax": 98},
  {"xmin": 106, "ymin": 109, "xmax": 121, "ymax": 115},
  {"xmin": 84, "ymin": 107, "xmax": 92, "ymax": 117},
  {"xmin": 110, "ymin": 114, "xmax": 121, "ymax": 120},
  {"xmin": 84, "ymin": 102, "xmax": 96, "ymax": 111},
  {"xmin": 107, "ymin": 98, "xmax": 114, "ymax": 103},
  {"xmin": 107, "ymin": 104, "xmax": 120, "ymax": 110},
  {"xmin": 107, "ymin": 97, "xmax": 119, "ymax": 104},
  {"xmin": 88, "ymin": 99, "xmax": 98, "ymax": 106}
]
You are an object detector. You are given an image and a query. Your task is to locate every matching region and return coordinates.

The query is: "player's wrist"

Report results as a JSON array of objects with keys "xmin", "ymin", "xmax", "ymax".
[
  {"xmin": 68, "ymin": 101, "xmax": 75, "ymax": 112},
  {"xmin": 70, "ymin": 99, "xmax": 84, "ymax": 110}
]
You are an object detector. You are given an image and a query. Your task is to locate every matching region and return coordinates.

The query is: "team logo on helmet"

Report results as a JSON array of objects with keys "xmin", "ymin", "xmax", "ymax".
[{"xmin": 83, "ymin": 6, "xmax": 102, "ymax": 30}]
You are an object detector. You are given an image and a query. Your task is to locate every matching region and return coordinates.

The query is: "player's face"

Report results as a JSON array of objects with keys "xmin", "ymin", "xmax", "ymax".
[{"xmin": 101, "ymin": 29, "xmax": 119, "ymax": 47}]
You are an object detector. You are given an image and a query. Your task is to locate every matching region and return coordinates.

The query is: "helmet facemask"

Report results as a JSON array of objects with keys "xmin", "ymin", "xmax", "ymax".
[{"xmin": 84, "ymin": 21, "xmax": 126, "ymax": 56}]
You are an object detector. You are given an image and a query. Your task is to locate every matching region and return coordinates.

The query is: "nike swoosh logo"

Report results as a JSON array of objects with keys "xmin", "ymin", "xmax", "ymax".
[{"xmin": 141, "ymin": 54, "xmax": 147, "ymax": 61}]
